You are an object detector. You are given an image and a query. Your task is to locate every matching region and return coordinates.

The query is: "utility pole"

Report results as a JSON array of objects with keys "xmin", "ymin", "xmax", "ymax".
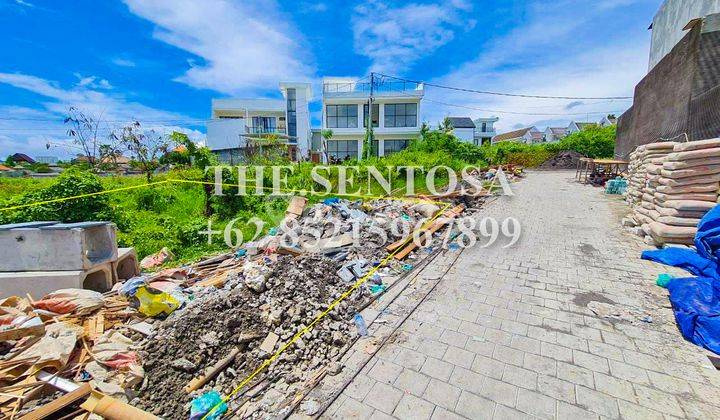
[{"xmin": 365, "ymin": 72, "xmax": 374, "ymax": 159}]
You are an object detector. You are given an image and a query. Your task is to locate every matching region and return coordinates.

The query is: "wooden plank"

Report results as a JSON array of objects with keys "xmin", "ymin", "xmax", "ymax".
[
  {"xmin": 20, "ymin": 383, "xmax": 91, "ymax": 420},
  {"xmin": 185, "ymin": 348, "xmax": 239, "ymax": 393},
  {"xmin": 393, "ymin": 205, "xmax": 464, "ymax": 260}
]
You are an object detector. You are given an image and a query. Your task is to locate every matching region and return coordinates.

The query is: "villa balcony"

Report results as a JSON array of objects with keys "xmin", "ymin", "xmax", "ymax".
[{"xmin": 323, "ymin": 80, "xmax": 424, "ymax": 99}]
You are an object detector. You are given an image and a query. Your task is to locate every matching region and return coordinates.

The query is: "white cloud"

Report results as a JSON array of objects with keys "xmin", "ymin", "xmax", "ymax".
[
  {"xmin": 14, "ymin": 0, "xmax": 34, "ymax": 8},
  {"xmin": 74, "ymin": 73, "xmax": 113, "ymax": 90},
  {"xmin": 122, "ymin": 0, "xmax": 315, "ymax": 95},
  {"xmin": 111, "ymin": 57, "xmax": 136, "ymax": 68},
  {"xmin": 0, "ymin": 73, "xmax": 205, "ymax": 159},
  {"xmin": 422, "ymin": 0, "xmax": 650, "ymax": 134},
  {"xmin": 351, "ymin": 0, "xmax": 474, "ymax": 74}
]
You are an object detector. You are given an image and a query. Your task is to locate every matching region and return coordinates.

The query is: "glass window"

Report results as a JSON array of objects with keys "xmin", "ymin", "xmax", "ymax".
[
  {"xmin": 371, "ymin": 140, "xmax": 380, "ymax": 156},
  {"xmin": 326, "ymin": 105, "xmax": 358, "ymax": 128},
  {"xmin": 363, "ymin": 104, "xmax": 379, "ymax": 128},
  {"xmin": 384, "ymin": 103, "xmax": 417, "ymax": 127},
  {"xmin": 327, "ymin": 140, "xmax": 359, "ymax": 162},
  {"xmin": 384, "ymin": 139, "xmax": 409, "ymax": 155}
]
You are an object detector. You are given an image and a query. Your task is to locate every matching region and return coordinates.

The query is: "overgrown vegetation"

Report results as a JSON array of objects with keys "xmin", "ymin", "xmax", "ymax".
[{"xmin": 0, "ymin": 125, "xmax": 615, "ymax": 263}]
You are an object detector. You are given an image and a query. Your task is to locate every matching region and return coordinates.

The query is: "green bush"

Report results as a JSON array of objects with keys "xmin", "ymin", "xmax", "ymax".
[{"xmin": 0, "ymin": 168, "xmax": 110, "ymax": 224}]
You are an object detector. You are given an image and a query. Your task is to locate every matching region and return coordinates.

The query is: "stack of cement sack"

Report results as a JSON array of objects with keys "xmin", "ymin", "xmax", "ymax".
[
  {"xmin": 625, "ymin": 138, "xmax": 720, "ymax": 246},
  {"xmin": 624, "ymin": 141, "xmax": 678, "ymax": 209}
]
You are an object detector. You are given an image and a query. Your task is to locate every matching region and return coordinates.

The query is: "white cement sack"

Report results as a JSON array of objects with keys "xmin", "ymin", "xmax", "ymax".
[
  {"xmin": 655, "ymin": 206, "xmax": 709, "ymax": 218},
  {"xmin": 654, "ymin": 192, "xmax": 718, "ymax": 202},
  {"xmin": 663, "ymin": 157, "xmax": 720, "ymax": 170},
  {"xmin": 667, "ymin": 148, "xmax": 720, "ymax": 161},
  {"xmin": 657, "ymin": 173, "xmax": 720, "ymax": 187},
  {"xmin": 660, "ymin": 165, "xmax": 720, "ymax": 179},
  {"xmin": 673, "ymin": 138, "xmax": 720, "ymax": 152},
  {"xmin": 656, "ymin": 215, "xmax": 702, "ymax": 227},
  {"xmin": 658, "ymin": 200, "xmax": 717, "ymax": 211},
  {"xmin": 656, "ymin": 183, "xmax": 719, "ymax": 194},
  {"xmin": 648, "ymin": 222, "xmax": 697, "ymax": 243}
]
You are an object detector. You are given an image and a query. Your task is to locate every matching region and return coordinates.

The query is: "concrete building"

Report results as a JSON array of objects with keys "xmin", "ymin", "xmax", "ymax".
[
  {"xmin": 473, "ymin": 117, "xmax": 498, "ymax": 145},
  {"xmin": 648, "ymin": 0, "xmax": 720, "ymax": 70},
  {"xmin": 205, "ymin": 82, "xmax": 312, "ymax": 163},
  {"xmin": 616, "ymin": 2, "xmax": 720, "ymax": 157},
  {"xmin": 491, "ymin": 126, "xmax": 540, "ymax": 144},
  {"xmin": 543, "ymin": 127, "xmax": 567, "ymax": 143},
  {"xmin": 446, "ymin": 117, "xmax": 475, "ymax": 142},
  {"xmin": 321, "ymin": 77, "xmax": 424, "ymax": 161}
]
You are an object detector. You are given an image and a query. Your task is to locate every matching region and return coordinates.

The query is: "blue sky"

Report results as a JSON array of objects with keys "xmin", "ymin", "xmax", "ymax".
[{"xmin": 0, "ymin": 0, "xmax": 660, "ymax": 158}]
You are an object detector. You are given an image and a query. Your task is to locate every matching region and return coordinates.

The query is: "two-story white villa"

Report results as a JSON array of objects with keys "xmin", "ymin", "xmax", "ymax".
[
  {"xmin": 473, "ymin": 117, "xmax": 499, "ymax": 146},
  {"xmin": 321, "ymin": 77, "xmax": 424, "ymax": 161},
  {"xmin": 205, "ymin": 82, "xmax": 312, "ymax": 163}
]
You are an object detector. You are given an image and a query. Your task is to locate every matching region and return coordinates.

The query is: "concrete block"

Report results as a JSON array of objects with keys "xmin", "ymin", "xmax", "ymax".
[
  {"xmin": 0, "ymin": 263, "xmax": 113, "ymax": 298},
  {"xmin": 0, "ymin": 221, "xmax": 118, "ymax": 272},
  {"xmin": 112, "ymin": 247, "xmax": 140, "ymax": 283}
]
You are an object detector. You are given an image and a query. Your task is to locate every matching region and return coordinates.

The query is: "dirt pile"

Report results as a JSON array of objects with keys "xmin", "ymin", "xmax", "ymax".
[{"xmin": 540, "ymin": 150, "xmax": 584, "ymax": 169}]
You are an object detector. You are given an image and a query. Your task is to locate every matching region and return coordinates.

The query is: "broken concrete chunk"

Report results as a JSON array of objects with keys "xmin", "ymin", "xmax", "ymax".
[
  {"xmin": 259, "ymin": 332, "xmax": 280, "ymax": 353},
  {"xmin": 170, "ymin": 358, "xmax": 196, "ymax": 373}
]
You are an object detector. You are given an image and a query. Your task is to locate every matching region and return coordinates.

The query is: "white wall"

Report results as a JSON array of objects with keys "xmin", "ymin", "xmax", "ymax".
[
  {"xmin": 206, "ymin": 119, "xmax": 247, "ymax": 151},
  {"xmin": 454, "ymin": 128, "xmax": 475, "ymax": 142},
  {"xmin": 649, "ymin": 0, "xmax": 720, "ymax": 70},
  {"xmin": 294, "ymin": 88, "xmax": 312, "ymax": 158}
]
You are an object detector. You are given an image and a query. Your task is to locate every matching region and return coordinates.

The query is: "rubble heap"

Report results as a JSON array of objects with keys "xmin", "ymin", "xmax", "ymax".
[
  {"xmin": 540, "ymin": 150, "xmax": 584, "ymax": 169},
  {"xmin": 135, "ymin": 255, "xmax": 367, "ymax": 418}
]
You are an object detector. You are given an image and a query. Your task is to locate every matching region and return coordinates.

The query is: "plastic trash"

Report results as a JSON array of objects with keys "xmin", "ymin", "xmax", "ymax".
[
  {"xmin": 119, "ymin": 276, "xmax": 147, "ymax": 298},
  {"xmin": 268, "ymin": 227, "xmax": 278, "ymax": 236},
  {"xmin": 402, "ymin": 264, "xmax": 413, "ymax": 271},
  {"xmin": 134, "ymin": 286, "xmax": 180, "ymax": 317},
  {"xmin": 354, "ymin": 313, "xmax": 368, "ymax": 336},
  {"xmin": 235, "ymin": 249, "xmax": 247, "ymax": 257},
  {"xmin": 656, "ymin": 273, "xmax": 674, "ymax": 288},
  {"xmin": 323, "ymin": 197, "xmax": 340, "ymax": 205},
  {"xmin": 605, "ymin": 177, "xmax": 628, "ymax": 195},
  {"xmin": 370, "ymin": 284, "xmax": 386, "ymax": 295},
  {"xmin": 189, "ymin": 390, "xmax": 227, "ymax": 420}
]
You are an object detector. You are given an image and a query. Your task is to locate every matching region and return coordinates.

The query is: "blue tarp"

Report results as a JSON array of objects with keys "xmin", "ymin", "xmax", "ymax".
[{"xmin": 641, "ymin": 204, "xmax": 720, "ymax": 354}]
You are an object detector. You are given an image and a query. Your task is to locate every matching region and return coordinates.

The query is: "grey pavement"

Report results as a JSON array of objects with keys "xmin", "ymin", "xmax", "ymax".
[{"xmin": 325, "ymin": 170, "xmax": 720, "ymax": 419}]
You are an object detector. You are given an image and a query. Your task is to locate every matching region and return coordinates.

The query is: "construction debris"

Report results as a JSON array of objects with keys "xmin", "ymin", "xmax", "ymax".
[{"xmin": 0, "ymin": 175, "xmax": 515, "ymax": 418}]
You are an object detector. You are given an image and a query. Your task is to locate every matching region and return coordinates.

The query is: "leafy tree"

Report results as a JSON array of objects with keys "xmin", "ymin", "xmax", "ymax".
[
  {"xmin": 4, "ymin": 156, "xmax": 14, "ymax": 167},
  {"xmin": 438, "ymin": 117, "xmax": 453, "ymax": 133},
  {"xmin": 112, "ymin": 121, "xmax": 173, "ymax": 182}
]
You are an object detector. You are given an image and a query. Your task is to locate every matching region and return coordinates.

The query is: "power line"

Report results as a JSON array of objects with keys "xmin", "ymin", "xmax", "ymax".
[
  {"xmin": 422, "ymin": 98, "xmax": 624, "ymax": 117},
  {"xmin": 376, "ymin": 73, "xmax": 634, "ymax": 100},
  {"xmin": 385, "ymin": 84, "xmax": 626, "ymax": 117}
]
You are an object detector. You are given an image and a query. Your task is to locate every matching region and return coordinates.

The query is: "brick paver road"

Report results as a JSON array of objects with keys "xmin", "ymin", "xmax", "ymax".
[{"xmin": 327, "ymin": 170, "xmax": 720, "ymax": 419}]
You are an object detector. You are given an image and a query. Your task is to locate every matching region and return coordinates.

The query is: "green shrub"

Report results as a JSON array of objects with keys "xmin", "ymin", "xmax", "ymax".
[{"xmin": 0, "ymin": 168, "xmax": 110, "ymax": 224}]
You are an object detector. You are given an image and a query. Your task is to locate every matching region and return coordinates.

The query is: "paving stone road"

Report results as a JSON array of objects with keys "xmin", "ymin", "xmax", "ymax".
[{"xmin": 325, "ymin": 170, "xmax": 720, "ymax": 419}]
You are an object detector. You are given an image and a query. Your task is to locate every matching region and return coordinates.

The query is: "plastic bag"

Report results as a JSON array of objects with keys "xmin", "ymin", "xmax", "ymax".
[
  {"xmin": 190, "ymin": 391, "xmax": 227, "ymax": 420},
  {"xmin": 134, "ymin": 286, "xmax": 180, "ymax": 317},
  {"xmin": 33, "ymin": 289, "xmax": 104, "ymax": 315},
  {"xmin": 119, "ymin": 276, "xmax": 147, "ymax": 298}
]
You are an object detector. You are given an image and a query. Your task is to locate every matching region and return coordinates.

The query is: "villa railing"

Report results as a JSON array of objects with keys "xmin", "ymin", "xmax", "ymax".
[{"xmin": 323, "ymin": 80, "xmax": 423, "ymax": 94}]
